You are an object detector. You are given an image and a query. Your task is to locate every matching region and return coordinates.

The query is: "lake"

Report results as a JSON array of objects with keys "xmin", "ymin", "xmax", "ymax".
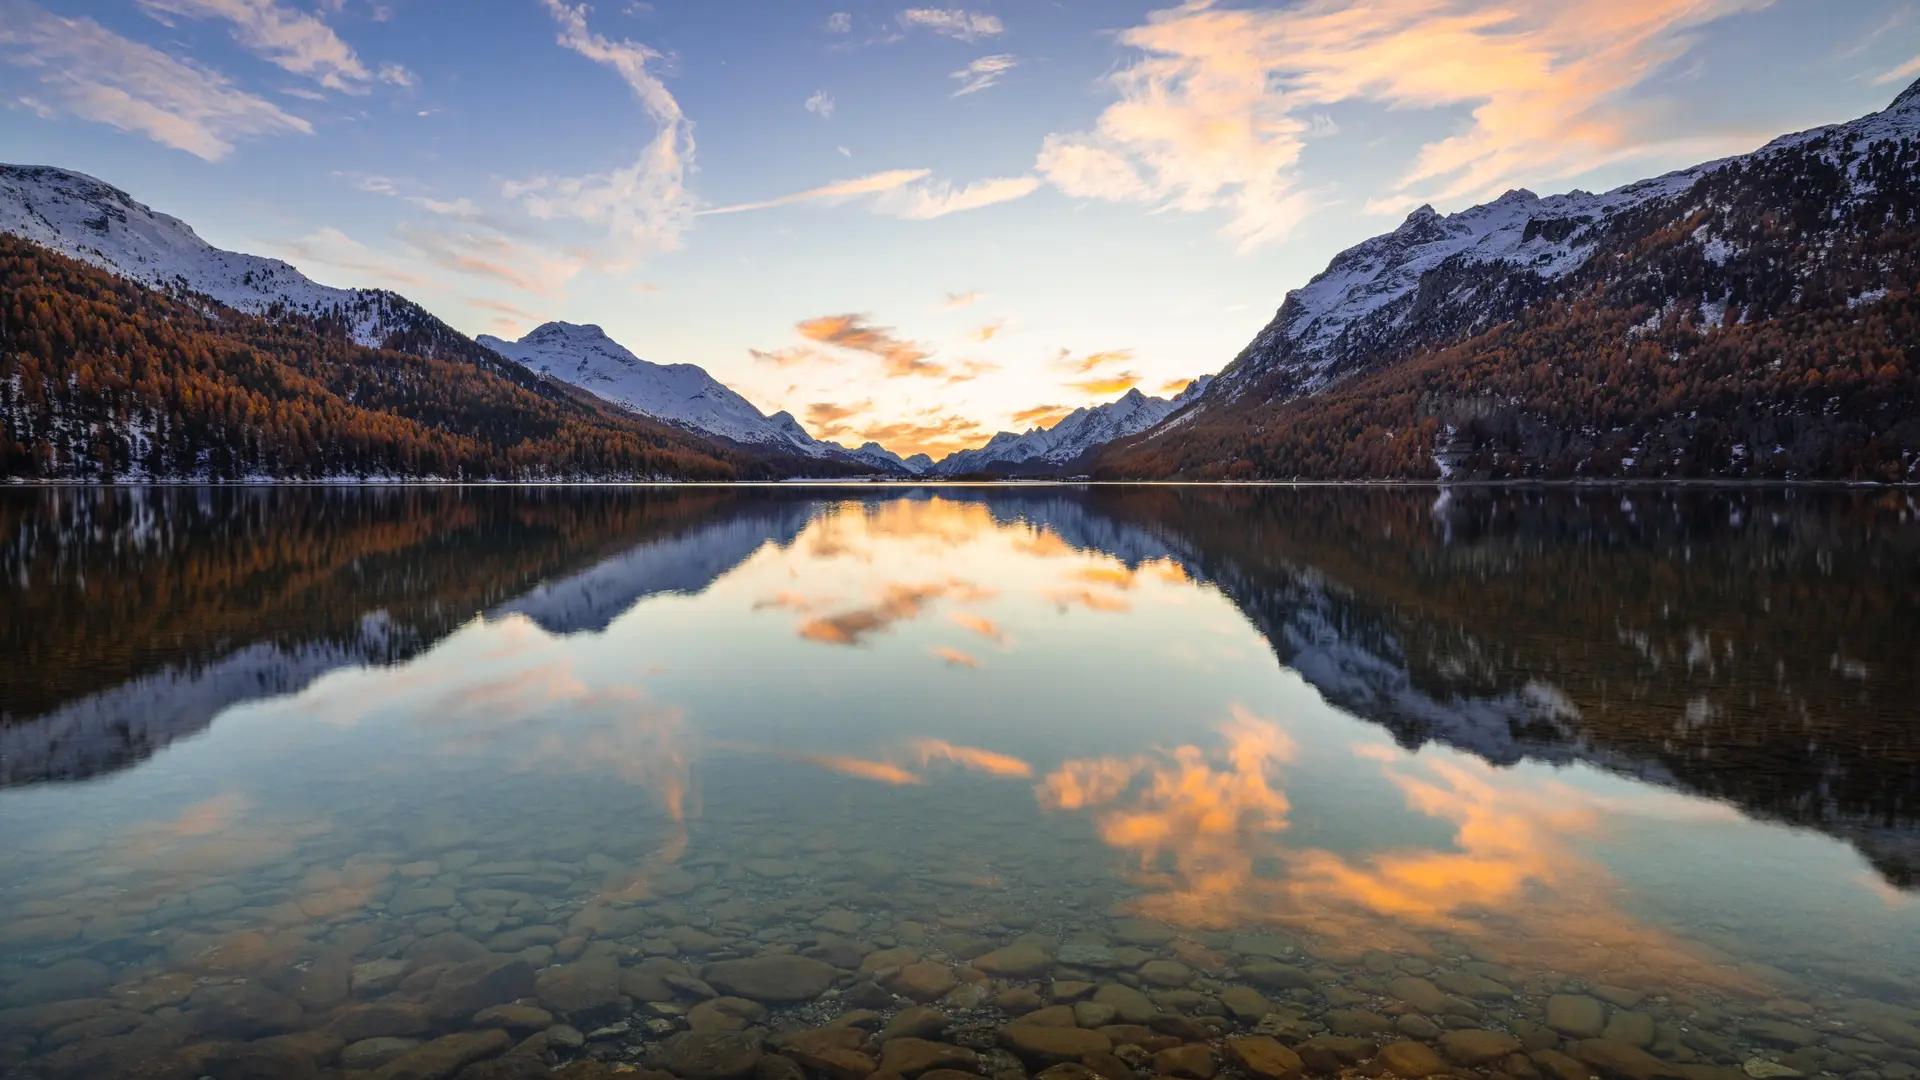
[{"xmin": 1, "ymin": 485, "xmax": 1916, "ymax": 1080}]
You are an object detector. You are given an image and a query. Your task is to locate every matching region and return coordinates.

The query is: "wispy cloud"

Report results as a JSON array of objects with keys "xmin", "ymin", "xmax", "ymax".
[
  {"xmin": 971, "ymin": 320, "xmax": 1004, "ymax": 341},
  {"xmin": 503, "ymin": 0, "xmax": 693, "ymax": 255},
  {"xmin": 944, "ymin": 290, "xmax": 983, "ymax": 309},
  {"xmin": 898, "ymin": 8, "xmax": 1004, "ymax": 42},
  {"xmin": 701, "ymin": 168, "xmax": 930, "ymax": 216},
  {"xmin": 275, "ymin": 225, "xmax": 422, "ymax": 288},
  {"xmin": 805, "ymin": 88, "xmax": 835, "ymax": 117},
  {"xmin": 1036, "ymin": 0, "xmax": 1768, "ymax": 250},
  {"xmin": 854, "ymin": 415, "xmax": 993, "ymax": 458},
  {"xmin": 1874, "ymin": 53, "xmax": 1920, "ymax": 86},
  {"xmin": 951, "ymin": 53, "xmax": 1018, "ymax": 96},
  {"xmin": 797, "ymin": 579, "xmax": 989, "ymax": 645},
  {"xmin": 702, "ymin": 169, "xmax": 1036, "ymax": 220},
  {"xmin": 1159, "ymin": 376, "xmax": 1197, "ymax": 395},
  {"xmin": 797, "ymin": 313, "xmax": 944, "ymax": 378},
  {"xmin": 0, "ymin": 0, "xmax": 312, "ymax": 160},
  {"xmin": 948, "ymin": 610, "xmax": 1008, "ymax": 644},
  {"xmin": 1011, "ymin": 403, "xmax": 1072, "ymax": 428},
  {"xmin": 1057, "ymin": 348, "xmax": 1133, "ymax": 374},
  {"xmin": 397, "ymin": 225, "xmax": 586, "ymax": 295},
  {"xmin": 929, "ymin": 645, "xmax": 981, "ymax": 668},
  {"xmin": 826, "ymin": 11, "xmax": 852, "ymax": 33},
  {"xmin": 136, "ymin": 0, "xmax": 409, "ymax": 94},
  {"xmin": 946, "ymin": 358, "xmax": 1000, "ymax": 384},
  {"xmin": 804, "ymin": 398, "xmax": 873, "ymax": 438},
  {"xmin": 875, "ymin": 175, "xmax": 1039, "ymax": 219},
  {"xmin": 1068, "ymin": 372, "xmax": 1140, "ymax": 396}
]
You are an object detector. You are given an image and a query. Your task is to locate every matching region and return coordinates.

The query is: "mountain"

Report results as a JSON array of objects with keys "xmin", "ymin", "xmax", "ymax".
[
  {"xmin": 0, "ymin": 164, "xmax": 482, "ymax": 360},
  {"xmin": 476, "ymin": 322, "xmax": 879, "ymax": 465},
  {"xmin": 843, "ymin": 441, "xmax": 933, "ymax": 475},
  {"xmin": 0, "ymin": 166, "xmax": 875, "ymax": 480},
  {"xmin": 934, "ymin": 378, "xmax": 1211, "ymax": 476},
  {"xmin": 1097, "ymin": 82, "xmax": 1920, "ymax": 481},
  {"xmin": 0, "ymin": 235, "xmax": 760, "ymax": 480}
]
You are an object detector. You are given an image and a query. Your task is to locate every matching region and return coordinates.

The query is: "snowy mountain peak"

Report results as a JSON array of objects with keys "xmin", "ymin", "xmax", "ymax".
[
  {"xmin": 477, "ymin": 324, "xmax": 840, "ymax": 458},
  {"xmin": 525, "ymin": 320, "xmax": 610, "ymax": 343},
  {"xmin": 932, "ymin": 380, "xmax": 1206, "ymax": 476},
  {"xmin": 477, "ymin": 324, "xmax": 902, "ymax": 470},
  {"xmin": 0, "ymin": 163, "xmax": 419, "ymax": 348},
  {"xmin": 843, "ymin": 441, "xmax": 931, "ymax": 475},
  {"xmin": 1191, "ymin": 84, "xmax": 1920, "ymax": 412},
  {"xmin": 1892, "ymin": 76, "xmax": 1920, "ymax": 114}
]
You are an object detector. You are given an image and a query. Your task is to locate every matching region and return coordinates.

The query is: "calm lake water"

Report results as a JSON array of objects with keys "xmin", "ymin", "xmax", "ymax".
[{"xmin": 1, "ymin": 485, "xmax": 1917, "ymax": 1080}]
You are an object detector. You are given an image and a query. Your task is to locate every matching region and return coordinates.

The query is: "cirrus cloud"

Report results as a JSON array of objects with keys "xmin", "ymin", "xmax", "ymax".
[
  {"xmin": 899, "ymin": 8, "xmax": 1004, "ymax": 42},
  {"xmin": 702, "ymin": 168, "xmax": 1037, "ymax": 220},
  {"xmin": 0, "ymin": 0, "xmax": 312, "ymax": 160},
  {"xmin": 951, "ymin": 53, "xmax": 1018, "ymax": 96},
  {"xmin": 136, "ymin": 0, "xmax": 410, "ymax": 94},
  {"xmin": 503, "ymin": 0, "xmax": 694, "ymax": 255}
]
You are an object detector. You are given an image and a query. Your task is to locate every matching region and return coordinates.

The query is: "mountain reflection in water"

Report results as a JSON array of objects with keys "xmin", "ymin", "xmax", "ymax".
[
  {"xmin": 4, "ymin": 486, "xmax": 1913, "ymax": 888},
  {"xmin": 1, "ymin": 485, "xmax": 1917, "ymax": 1079}
]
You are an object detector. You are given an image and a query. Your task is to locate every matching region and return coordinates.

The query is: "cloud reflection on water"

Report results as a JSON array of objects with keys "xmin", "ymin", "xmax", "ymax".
[{"xmin": 1036, "ymin": 705, "xmax": 1763, "ymax": 992}]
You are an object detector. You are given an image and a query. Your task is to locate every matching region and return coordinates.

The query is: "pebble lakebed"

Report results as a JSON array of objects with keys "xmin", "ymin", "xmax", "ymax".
[{"xmin": 2, "ymin": 797, "xmax": 1917, "ymax": 1080}]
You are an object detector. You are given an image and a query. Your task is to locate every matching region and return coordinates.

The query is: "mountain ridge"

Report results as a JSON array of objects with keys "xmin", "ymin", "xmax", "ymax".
[{"xmin": 1095, "ymin": 78, "xmax": 1920, "ymax": 481}]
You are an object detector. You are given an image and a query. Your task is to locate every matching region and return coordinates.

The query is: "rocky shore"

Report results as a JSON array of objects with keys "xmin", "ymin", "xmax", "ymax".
[{"xmin": 2, "ymin": 809, "xmax": 1918, "ymax": 1080}]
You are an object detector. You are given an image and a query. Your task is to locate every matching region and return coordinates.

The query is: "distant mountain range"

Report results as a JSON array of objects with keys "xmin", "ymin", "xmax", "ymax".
[
  {"xmin": 477, "ymin": 320, "xmax": 852, "ymax": 461},
  {"xmin": 4, "ymin": 78, "xmax": 1917, "ymax": 481},
  {"xmin": 932, "ymin": 379, "xmax": 1210, "ymax": 477}
]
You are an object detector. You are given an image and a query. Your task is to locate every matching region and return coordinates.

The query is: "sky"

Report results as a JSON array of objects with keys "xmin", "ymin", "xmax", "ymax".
[{"xmin": 2, "ymin": 1, "xmax": 1917, "ymax": 458}]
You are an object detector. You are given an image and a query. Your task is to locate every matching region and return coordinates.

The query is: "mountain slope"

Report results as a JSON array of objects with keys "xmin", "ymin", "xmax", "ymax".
[
  {"xmin": 477, "ymin": 321, "xmax": 870, "ymax": 463},
  {"xmin": 0, "ymin": 164, "xmax": 485, "ymax": 360},
  {"xmin": 935, "ymin": 378, "xmax": 1210, "ymax": 476},
  {"xmin": 1099, "ymin": 82, "xmax": 1920, "ymax": 481},
  {"xmin": 0, "ymin": 236, "xmax": 757, "ymax": 480}
]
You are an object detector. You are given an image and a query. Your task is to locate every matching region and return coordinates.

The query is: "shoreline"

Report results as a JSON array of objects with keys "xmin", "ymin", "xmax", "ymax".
[{"xmin": 3, "ymin": 477, "xmax": 1914, "ymax": 489}]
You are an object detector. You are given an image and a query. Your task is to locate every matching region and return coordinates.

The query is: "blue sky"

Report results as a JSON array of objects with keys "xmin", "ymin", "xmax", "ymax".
[{"xmin": 3, "ymin": 0, "xmax": 1917, "ymax": 456}]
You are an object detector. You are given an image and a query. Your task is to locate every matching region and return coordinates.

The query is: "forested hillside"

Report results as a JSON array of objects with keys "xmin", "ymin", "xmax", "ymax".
[
  {"xmin": 0, "ymin": 237, "xmax": 765, "ymax": 481},
  {"xmin": 1096, "ymin": 86, "xmax": 1920, "ymax": 482}
]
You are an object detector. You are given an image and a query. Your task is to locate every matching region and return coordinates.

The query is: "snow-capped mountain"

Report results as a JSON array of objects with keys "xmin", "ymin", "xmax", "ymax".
[
  {"xmin": 478, "ymin": 321, "xmax": 882, "ymax": 465},
  {"xmin": 844, "ymin": 441, "xmax": 933, "ymax": 475},
  {"xmin": 0, "ymin": 164, "xmax": 445, "ymax": 350},
  {"xmin": 1191, "ymin": 79, "xmax": 1920, "ymax": 412},
  {"xmin": 934, "ymin": 378, "xmax": 1211, "ymax": 476}
]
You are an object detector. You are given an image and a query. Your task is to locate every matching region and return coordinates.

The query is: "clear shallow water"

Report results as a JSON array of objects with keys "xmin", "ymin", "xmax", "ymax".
[{"xmin": 1, "ymin": 485, "xmax": 1917, "ymax": 1080}]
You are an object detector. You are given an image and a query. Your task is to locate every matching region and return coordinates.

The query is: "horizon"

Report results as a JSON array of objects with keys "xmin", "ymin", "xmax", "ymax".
[{"xmin": 3, "ymin": 0, "xmax": 1916, "ymax": 458}]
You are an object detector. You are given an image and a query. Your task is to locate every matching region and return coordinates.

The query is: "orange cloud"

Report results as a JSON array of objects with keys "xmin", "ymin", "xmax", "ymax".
[
  {"xmin": 855, "ymin": 415, "xmax": 994, "ymax": 459},
  {"xmin": 910, "ymin": 738, "xmax": 1033, "ymax": 777},
  {"xmin": 1057, "ymin": 348, "xmax": 1134, "ymax": 373},
  {"xmin": 946, "ymin": 358, "xmax": 1001, "ymax": 384},
  {"xmin": 1011, "ymin": 403, "xmax": 1073, "ymax": 429},
  {"xmin": 973, "ymin": 320, "xmax": 1004, "ymax": 341},
  {"xmin": 1038, "ymin": 0, "xmax": 1766, "ymax": 248},
  {"xmin": 797, "ymin": 753, "xmax": 925, "ymax": 786},
  {"xmin": 1076, "ymin": 566, "xmax": 1138, "ymax": 589},
  {"xmin": 797, "ymin": 313, "xmax": 946, "ymax": 378},
  {"xmin": 1068, "ymin": 372, "xmax": 1140, "ymax": 396},
  {"xmin": 798, "ymin": 578, "xmax": 991, "ymax": 645},
  {"xmin": 1159, "ymin": 377, "xmax": 1196, "ymax": 395},
  {"xmin": 948, "ymin": 610, "xmax": 1007, "ymax": 643},
  {"xmin": 749, "ymin": 344, "xmax": 829, "ymax": 367},
  {"xmin": 1044, "ymin": 586, "xmax": 1132, "ymax": 613},
  {"xmin": 1035, "ymin": 709, "xmax": 1763, "ymax": 990},
  {"xmin": 929, "ymin": 645, "xmax": 981, "ymax": 668}
]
